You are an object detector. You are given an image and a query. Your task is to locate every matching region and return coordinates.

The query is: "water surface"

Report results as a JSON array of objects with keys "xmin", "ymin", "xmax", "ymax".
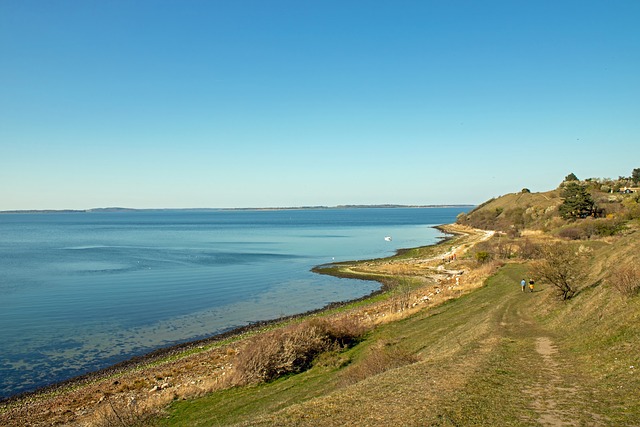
[{"xmin": 0, "ymin": 207, "xmax": 468, "ymax": 398}]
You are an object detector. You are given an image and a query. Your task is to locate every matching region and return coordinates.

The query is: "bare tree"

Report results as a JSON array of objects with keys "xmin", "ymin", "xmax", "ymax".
[{"xmin": 529, "ymin": 243, "xmax": 587, "ymax": 300}]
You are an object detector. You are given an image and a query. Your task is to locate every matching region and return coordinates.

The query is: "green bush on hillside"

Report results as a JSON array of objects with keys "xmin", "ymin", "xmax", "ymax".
[
  {"xmin": 475, "ymin": 251, "xmax": 491, "ymax": 264},
  {"xmin": 622, "ymin": 195, "xmax": 640, "ymax": 220},
  {"xmin": 458, "ymin": 173, "xmax": 638, "ymax": 236},
  {"xmin": 557, "ymin": 218, "xmax": 625, "ymax": 240}
]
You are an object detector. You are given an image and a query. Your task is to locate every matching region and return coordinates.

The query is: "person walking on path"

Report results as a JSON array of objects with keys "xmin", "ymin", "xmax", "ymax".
[
  {"xmin": 529, "ymin": 279, "xmax": 535, "ymax": 292},
  {"xmin": 521, "ymin": 279, "xmax": 526, "ymax": 292}
]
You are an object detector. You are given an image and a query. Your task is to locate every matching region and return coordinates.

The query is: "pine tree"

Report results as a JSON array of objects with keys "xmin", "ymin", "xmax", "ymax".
[
  {"xmin": 558, "ymin": 181, "xmax": 596, "ymax": 219},
  {"xmin": 564, "ymin": 172, "xmax": 579, "ymax": 182}
]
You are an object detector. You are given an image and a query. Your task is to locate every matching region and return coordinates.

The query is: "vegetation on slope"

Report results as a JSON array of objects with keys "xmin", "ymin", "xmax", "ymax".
[
  {"xmin": 145, "ymin": 171, "xmax": 640, "ymax": 426},
  {"xmin": 161, "ymin": 260, "xmax": 639, "ymax": 426},
  {"xmin": 457, "ymin": 170, "xmax": 640, "ymax": 238}
]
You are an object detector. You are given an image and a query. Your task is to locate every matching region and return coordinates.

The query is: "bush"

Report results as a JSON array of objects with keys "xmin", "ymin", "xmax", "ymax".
[
  {"xmin": 497, "ymin": 241, "xmax": 515, "ymax": 259},
  {"xmin": 609, "ymin": 264, "xmax": 640, "ymax": 297},
  {"xmin": 588, "ymin": 218, "xmax": 624, "ymax": 237},
  {"xmin": 229, "ymin": 318, "xmax": 368, "ymax": 385},
  {"xmin": 506, "ymin": 207, "xmax": 526, "ymax": 229},
  {"xmin": 94, "ymin": 398, "xmax": 160, "ymax": 427},
  {"xmin": 622, "ymin": 196, "xmax": 640, "ymax": 220},
  {"xmin": 475, "ymin": 251, "xmax": 491, "ymax": 264},
  {"xmin": 558, "ymin": 226, "xmax": 586, "ymax": 240},
  {"xmin": 529, "ymin": 243, "xmax": 588, "ymax": 300},
  {"xmin": 518, "ymin": 239, "xmax": 540, "ymax": 260}
]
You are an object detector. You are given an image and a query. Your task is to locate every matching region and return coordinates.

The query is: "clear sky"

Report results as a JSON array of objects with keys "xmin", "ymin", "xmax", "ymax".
[{"xmin": 1, "ymin": 1, "xmax": 639, "ymax": 210}]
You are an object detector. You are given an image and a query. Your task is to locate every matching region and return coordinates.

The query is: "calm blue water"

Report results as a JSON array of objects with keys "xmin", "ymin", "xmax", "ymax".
[{"xmin": 0, "ymin": 207, "xmax": 468, "ymax": 399}]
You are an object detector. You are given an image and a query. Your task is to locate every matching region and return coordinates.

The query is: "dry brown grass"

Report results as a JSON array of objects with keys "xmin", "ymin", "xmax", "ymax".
[
  {"xmin": 339, "ymin": 341, "xmax": 419, "ymax": 386},
  {"xmin": 92, "ymin": 396, "xmax": 162, "ymax": 427}
]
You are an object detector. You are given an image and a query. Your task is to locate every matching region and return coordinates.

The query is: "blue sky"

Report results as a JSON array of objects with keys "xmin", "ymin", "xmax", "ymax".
[{"xmin": 1, "ymin": 1, "xmax": 639, "ymax": 210}]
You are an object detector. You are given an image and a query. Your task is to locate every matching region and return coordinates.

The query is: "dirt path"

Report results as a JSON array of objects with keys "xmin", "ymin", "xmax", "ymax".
[
  {"xmin": 517, "ymin": 334, "xmax": 583, "ymax": 427},
  {"xmin": 529, "ymin": 336, "xmax": 577, "ymax": 426},
  {"xmin": 498, "ymin": 271, "xmax": 608, "ymax": 427}
]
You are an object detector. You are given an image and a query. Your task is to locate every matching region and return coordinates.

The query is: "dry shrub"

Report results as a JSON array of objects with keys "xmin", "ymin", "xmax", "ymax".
[
  {"xmin": 340, "ymin": 341, "xmax": 419, "ymax": 386},
  {"xmin": 229, "ymin": 317, "xmax": 368, "ymax": 386},
  {"xmin": 390, "ymin": 280, "xmax": 414, "ymax": 312},
  {"xmin": 529, "ymin": 243, "xmax": 588, "ymax": 300},
  {"xmin": 472, "ymin": 259, "xmax": 502, "ymax": 280},
  {"xmin": 321, "ymin": 316, "xmax": 369, "ymax": 346},
  {"xmin": 558, "ymin": 226, "xmax": 587, "ymax": 240},
  {"xmin": 93, "ymin": 397, "xmax": 161, "ymax": 427},
  {"xmin": 518, "ymin": 238, "xmax": 540, "ymax": 260},
  {"xmin": 609, "ymin": 264, "xmax": 640, "ymax": 297}
]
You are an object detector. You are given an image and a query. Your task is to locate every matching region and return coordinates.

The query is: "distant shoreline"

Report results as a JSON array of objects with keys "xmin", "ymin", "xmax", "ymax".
[{"xmin": 0, "ymin": 205, "xmax": 475, "ymax": 214}]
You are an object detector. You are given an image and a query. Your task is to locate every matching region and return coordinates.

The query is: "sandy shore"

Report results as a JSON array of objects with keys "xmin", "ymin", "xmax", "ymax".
[{"xmin": 0, "ymin": 223, "xmax": 493, "ymax": 427}]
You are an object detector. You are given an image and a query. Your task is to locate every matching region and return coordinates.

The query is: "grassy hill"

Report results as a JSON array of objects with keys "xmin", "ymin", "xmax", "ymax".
[
  {"xmin": 458, "ymin": 175, "xmax": 639, "ymax": 237},
  {"xmin": 162, "ymin": 262, "xmax": 639, "ymax": 426},
  {"xmin": 154, "ymin": 178, "xmax": 640, "ymax": 426}
]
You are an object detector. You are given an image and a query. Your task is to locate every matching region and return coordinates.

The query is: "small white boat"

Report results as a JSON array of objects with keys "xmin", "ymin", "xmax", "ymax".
[{"xmin": 384, "ymin": 236, "xmax": 392, "ymax": 241}]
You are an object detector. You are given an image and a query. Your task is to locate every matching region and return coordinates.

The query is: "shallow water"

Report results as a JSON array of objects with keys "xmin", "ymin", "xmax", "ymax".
[{"xmin": 0, "ymin": 207, "xmax": 468, "ymax": 398}]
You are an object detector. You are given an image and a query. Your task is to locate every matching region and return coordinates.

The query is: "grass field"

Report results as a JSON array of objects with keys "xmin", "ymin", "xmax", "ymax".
[{"xmin": 160, "ymin": 261, "xmax": 640, "ymax": 426}]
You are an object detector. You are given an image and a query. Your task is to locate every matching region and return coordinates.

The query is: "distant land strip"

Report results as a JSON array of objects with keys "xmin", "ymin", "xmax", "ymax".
[{"xmin": 0, "ymin": 204, "xmax": 475, "ymax": 214}]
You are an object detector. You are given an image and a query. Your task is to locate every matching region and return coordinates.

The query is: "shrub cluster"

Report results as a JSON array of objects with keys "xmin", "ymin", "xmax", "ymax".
[
  {"xmin": 229, "ymin": 317, "xmax": 368, "ymax": 385},
  {"xmin": 94, "ymin": 398, "xmax": 160, "ymax": 427},
  {"xmin": 471, "ymin": 237, "xmax": 540, "ymax": 262},
  {"xmin": 609, "ymin": 264, "xmax": 640, "ymax": 297},
  {"xmin": 475, "ymin": 251, "xmax": 491, "ymax": 264},
  {"xmin": 557, "ymin": 218, "xmax": 625, "ymax": 240}
]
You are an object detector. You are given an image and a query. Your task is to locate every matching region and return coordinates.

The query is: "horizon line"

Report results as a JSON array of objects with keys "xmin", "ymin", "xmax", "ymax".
[{"xmin": 0, "ymin": 204, "xmax": 476, "ymax": 214}]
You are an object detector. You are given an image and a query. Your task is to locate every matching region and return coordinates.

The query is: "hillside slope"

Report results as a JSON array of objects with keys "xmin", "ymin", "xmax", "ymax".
[
  {"xmin": 164, "ymin": 260, "xmax": 639, "ymax": 426},
  {"xmin": 162, "ymin": 183, "xmax": 640, "ymax": 426}
]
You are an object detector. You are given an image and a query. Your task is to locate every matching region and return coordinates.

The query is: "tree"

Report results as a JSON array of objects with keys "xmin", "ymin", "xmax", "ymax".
[
  {"xmin": 558, "ymin": 181, "xmax": 596, "ymax": 219},
  {"xmin": 632, "ymin": 168, "xmax": 640, "ymax": 185},
  {"xmin": 529, "ymin": 243, "xmax": 587, "ymax": 300},
  {"xmin": 564, "ymin": 173, "xmax": 579, "ymax": 182},
  {"xmin": 475, "ymin": 251, "xmax": 491, "ymax": 264}
]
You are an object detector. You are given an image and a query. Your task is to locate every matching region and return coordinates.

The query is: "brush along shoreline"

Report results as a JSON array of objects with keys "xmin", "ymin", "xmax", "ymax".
[{"xmin": 0, "ymin": 223, "xmax": 493, "ymax": 426}]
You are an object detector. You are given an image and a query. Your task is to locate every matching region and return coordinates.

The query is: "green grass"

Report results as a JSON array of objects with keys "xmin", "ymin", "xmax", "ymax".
[
  {"xmin": 160, "ymin": 261, "xmax": 640, "ymax": 426},
  {"xmin": 161, "ymin": 350, "xmax": 354, "ymax": 426}
]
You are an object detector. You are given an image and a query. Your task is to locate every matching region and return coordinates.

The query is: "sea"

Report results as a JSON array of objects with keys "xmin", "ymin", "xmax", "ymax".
[{"xmin": 0, "ymin": 207, "xmax": 469, "ymax": 399}]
